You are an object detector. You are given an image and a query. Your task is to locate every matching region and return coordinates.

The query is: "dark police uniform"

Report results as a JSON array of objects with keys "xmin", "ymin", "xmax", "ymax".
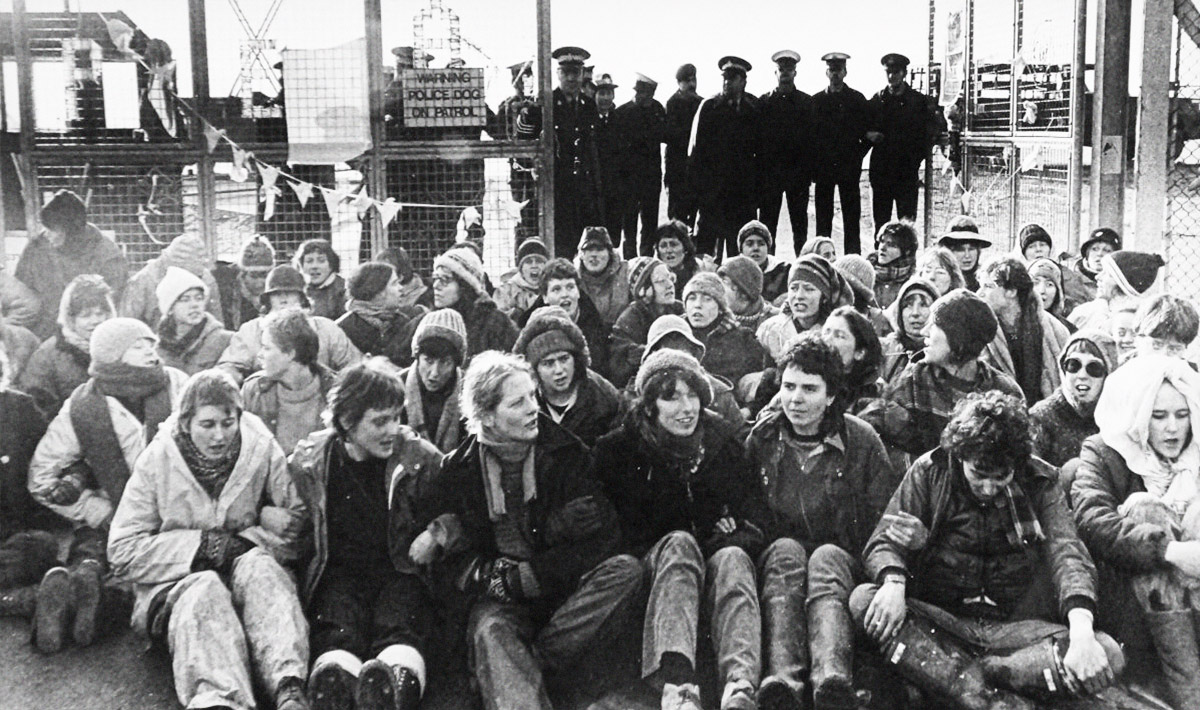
[
  {"xmin": 689, "ymin": 56, "xmax": 760, "ymax": 259},
  {"xmin": 552, "ymin": 86, "xmax": 603, "ymax": 259},
  {"xmin": 665, "ymin": 64, "xmax": 701, "ymax": 231},
  {"xmin": 868, "ymin": 53, "xmax": 938, "ymax": 232},
  {"xmin": 758, "ymin": 50, "xmax": 814, "ymax": 253},
  {"xmin": 594, "ymin": 87, "xmax": 626, "ymax": 250},
  {"xmin": 616, "ymin": 77, "xmax": 667, "ymax": 257},
  {"xmin": 812, "ymin": 52, "xmax": 870, "ymax": 254},
  {"xmin": 491, "ymin": 62, "xmax": 539, "ymax": 239}
]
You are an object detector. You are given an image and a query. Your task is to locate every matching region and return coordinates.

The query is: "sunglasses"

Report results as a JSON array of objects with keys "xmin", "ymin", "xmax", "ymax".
[{"xmin": 1063, "ymin": 357, "xmax": 1106, "ymax": 378}]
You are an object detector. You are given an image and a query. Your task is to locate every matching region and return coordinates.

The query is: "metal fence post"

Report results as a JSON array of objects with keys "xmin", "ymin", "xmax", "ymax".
[
  {"xmin": 189, "ymin": 0, "xmax": 217, "ymax": 258},
  {"xmin": 537, "ymin": 0, "xmax": 554, "ymax": 256},
  {"xmin": 12, "ymin": 0, "xmax": 39, "ymax": 237},
  {"xmin": 364, "ymin": 0, "xmax": 387, "ymax": 256},
  {"xmin": 1067, "ymin": 0, "xmax": 1087, "ymax": 253},
  {"xmin": 1135, "ymin": 0, "xmax": 1172, "ymax": 253}
]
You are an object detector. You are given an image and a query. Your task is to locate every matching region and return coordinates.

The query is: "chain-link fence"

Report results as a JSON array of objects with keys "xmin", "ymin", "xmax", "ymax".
[
  {"xmin": 1168, "ymin": 14, "xmax": 1200, "ymax": 304},
  {"xmin": 2, "ymin": 0, "xmax": 545, "ymax": 283}
]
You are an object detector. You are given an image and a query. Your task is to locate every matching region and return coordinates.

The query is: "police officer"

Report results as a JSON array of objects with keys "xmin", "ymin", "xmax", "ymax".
[
  {"xmin": 866, "ymin": 53, "xmax": 938, "ymax": 232},
  {"xmin": 689, "ymin": 56, "xmax": 760, "ymax": 259},
  {"xmin": 594, "ymin": 74, "xmax": 626, "ymax": 248},
  {"xmin": 665, "ymin": 63, "xmax": 702, "ymax": 232},
  {"xmin": 616, "ymin": 73, "xmax": 667, "ymax": 258},
  {"xmin": 812, "ymin": 52, "xmax": 870, "ymax": 254},
  {"xmin": 491, "ymin": 61, "xmax": 539, "ymax": 238},
  {"xmin": 550, "ymin": 46, "xmax": 603, "ymax": 259},
  {"xmin": 758, "ymin": 49, "xmax": 814, "ymax": 254}
]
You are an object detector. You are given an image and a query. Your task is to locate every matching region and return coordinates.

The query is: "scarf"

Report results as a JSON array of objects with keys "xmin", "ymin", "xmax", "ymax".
[
  {"xmin": 67, "ymin": 364, "xmax": 170, "ymax": 504},
  {"xmin": 347, "ymin": 297, "xmax": 404, "ymax": 333},
  {"xmin": 870, "ymin": 253, "xmax": 916, "ymax": 287},
  {"xmin": 477, "ymin": 430, "xmax": 537, "ymax": 521},
  {"xmin": 635, "ymin": 410, "xmax": 706, "ymax": 469},
  {"xmin": 953, "ymin": 457, "xmax": 1045, "ymax": 549},
  {"xmin": 59, "ymin": 323, "xmax": 92, "ymax": 357},
  {"xmin": 404, "ymin": 365, "xmax": 462, "ymax": 452},
  {"xmin": 157, "ymin": 314, "xmax": 209, "ymax": 357},
  {"xmin": 174, "ymin": 420, "xmax": 241, "ymax": 499},
  {"xmin": 1005, "ymin": 300, "xmax": 1046, "ymax": 403}
]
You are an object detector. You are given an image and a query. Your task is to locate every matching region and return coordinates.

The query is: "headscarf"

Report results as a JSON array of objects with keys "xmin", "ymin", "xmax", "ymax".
[
  {"xmin": 885, "ymin": 277, "xmax": 939, "ymax": 346},
  {"xmin": 1028, "ymin": 257, "xmax": 1066, "ymax": 316},
  {"xmin": 1095, "ymin": 354, "xmax": 1200, "ymax": 501}
]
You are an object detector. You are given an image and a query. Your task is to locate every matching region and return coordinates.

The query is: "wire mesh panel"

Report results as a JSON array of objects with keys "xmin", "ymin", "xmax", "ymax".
[
  {"xmin": 1167, "ymin": 16, "xmax": 1200, "ymax": 300},
  {"xmin": 1015, "ymin": 0, "xmax": 1073, "ymax": 133},
  {"xmin": 961, "ymin": 142, "xmax": 1014, "ymax": 243},
  {"xmin": 1013, "ymin": 140, "xmax": 1070, "ymax": 248},
  {"xmin": 968, "ymin": 0, "xmax": 1016, "ymax": 132}
]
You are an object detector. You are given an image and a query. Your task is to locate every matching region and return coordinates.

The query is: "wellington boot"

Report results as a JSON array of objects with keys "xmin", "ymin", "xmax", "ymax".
[
  {"xmin": 1143, "ymin": 609, "xmax": 1200, "ymax": 710},
  {"xmin": 69, "ymin": 559, "xmax": 103, "ymax": 646},
  {"xmin": 275, "ymin": 675, "xmax": 311, "ymax": 710},
  {"xmin": 308, "ymin": 658, "xmax": 357, "ymax": 710},
  {"xmin": 808, "ymin": 597, "xmax": 857, "ymax": 710},
  {"xmin": 33, "ymin": 567, "xmax": 72, "ymax": 654},
  {"xmin": 981, "ymin": 634, "xmax": 1126, "ymax": 703},
  {"xmin": 878, "ymin": 615, "xmax": 1035, "ymax": 710},
  {"xmin": 0, "ymin": 585, "xmax": 36, "ymax": 617}
]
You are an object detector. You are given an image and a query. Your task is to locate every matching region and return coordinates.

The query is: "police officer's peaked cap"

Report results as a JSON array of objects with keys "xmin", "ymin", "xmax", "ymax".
[
  {"xmin": 552, "ymin": 46, "xmax": 590, "ymax": 66},
  {"xmin": 821, "ymin": 52, "xmax": 850, "ymax": 66},
  {"xmin": 771, "ymin": 50, "xmax": 801, "ymax": 65},
  {"xmin": 595, "ymin": 73, "xmax": 618, "ymax": 90},
  {"xmin": 635, "ymin": 73, "xmax": 658, "ymax": 88},
  {"xmin": 719, "ymin": 56, "xmax": 752, "ymax": 75},
  {"xmin": 881, "ymin": 53, "xmax": 911, "ymax": 70}
]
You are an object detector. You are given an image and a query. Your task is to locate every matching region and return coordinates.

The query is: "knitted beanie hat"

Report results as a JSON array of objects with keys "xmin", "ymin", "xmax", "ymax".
[
  {"xmin": 411, "ymin": 308, "xmax": 468, "ymax": 361},
  {"xmin": 156, "ymin": 265, "xmax": 208, "ymax": 317},
  {"xmin": 800, "ymin": 236, "xmax": 836, "ymax": 257},
  {"xmin": 239, "ymin": 235, "xmax": 276, "ymax": 271},
  {"xmin": 644, "ymin": 314, "xmax": 706, "ymax": 361},
  {"xmin": 931, "ymin": 288, "xmax": 998, "ymax": 360},
  {"xmin": 1102, "ymin": 251, "xmax": 1166, "ymax": 298},
  {"xmin": 162, "ymin": 233, "xmax": 210, "ymax": 275},
  {"xmin": 682, "ymin": 272, "xmax": 729, "ymax": 315},
  {"xmin": 717, "ymin": 256, "xmax": 763, "ymax": 302},
  {"xmin": 89, "ymin": 317, "xmax": 156, "ymax": 368},
  {"xmin": 516, "ymin": 237, "xmax": 550, "ymax": 265},
  {"xmin": 349, "ymin": 262, "xmax": 395, "ymax": 301},
  {"xmin": 578, "ymin": 226, "xmax": 613, "ymax": 252},
  {"xmin": 630, "ymin": 257, "xmax": 666, "ymax": 297},
  {"xmin": 737, "ymin": 220, "xmax": 773, "ymax": 250},
  {"xmin": 635, "ymin": 348, "xmax": 713, "ymax": 409},
  {"xmin": 835, "ymin": 254, "xmax": 876, "ymax": 293},
  {"xmin": 434, "ymin": 247, "xmax": 486, "ymax": 297},
  {"xmin": 515, "ymin": 305, "xmax": 590, "ymax": 369},
  {"xmin": 1060, "ymin": 329, "xmax": 1120, "ymax": 376},
  {"xmin": 1019, "ymin": 224, "xmax": 1052, "ymax": 255}
]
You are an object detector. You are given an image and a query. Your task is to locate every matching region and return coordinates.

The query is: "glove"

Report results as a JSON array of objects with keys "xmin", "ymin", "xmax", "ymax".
[
  {"xmin": 457, "ymin": 556, "xmax": 522, "ymax": 602},
  {"xmin": 545, "ymin": 496, "xmax": 604, "ymax": 544},
  {"xmin": 46, "ymin": 475, "xmax": 85, "ymax": 505},
  {"xmin": 195, "ymin": 531, "xmax": 255, "ymax": 574}
]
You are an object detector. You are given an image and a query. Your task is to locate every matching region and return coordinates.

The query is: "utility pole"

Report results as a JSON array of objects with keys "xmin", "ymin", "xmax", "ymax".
[{"xmin": 1090, "ymin": 0, "xmax": 1132, "ymax": 238}]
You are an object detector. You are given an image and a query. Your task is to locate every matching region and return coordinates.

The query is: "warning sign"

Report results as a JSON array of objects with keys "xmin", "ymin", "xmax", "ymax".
[{"xmin": 399, "ymin": 68, "xmax": 487, "ymax": 128}]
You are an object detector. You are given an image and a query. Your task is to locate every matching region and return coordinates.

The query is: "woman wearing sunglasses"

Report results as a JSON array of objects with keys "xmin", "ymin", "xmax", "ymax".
[{"xmin": 1029, "ymin": 330, "xmax": 1119, "ymax": 469}]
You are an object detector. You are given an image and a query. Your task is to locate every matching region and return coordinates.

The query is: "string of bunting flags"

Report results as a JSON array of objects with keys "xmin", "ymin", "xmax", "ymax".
[{"xmin": 100, "ymin": 11, "xmax": 530, "ymax": 228}]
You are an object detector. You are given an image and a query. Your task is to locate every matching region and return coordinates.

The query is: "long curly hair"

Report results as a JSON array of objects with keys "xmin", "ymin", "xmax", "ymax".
[{"xmin": 941, "ymin": 390, "xmax": 1032, "ymax": 474}]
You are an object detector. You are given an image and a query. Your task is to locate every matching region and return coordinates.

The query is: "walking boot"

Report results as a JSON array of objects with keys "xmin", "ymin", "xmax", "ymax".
[
  {"xmin": 69, "ymin": 559, "xmax": 103, "ymax": 646},
  {"xmin": 33, "ymin": 566, "xmax": 72, "ymax": 654},
  {"xmin": 981, "ymin": 633, "xmax": 1125, "ymax": 703},
  {"xmin": 1143, "ymin": 609, "xmax": 1200, "ymax": 710},
  {"xmin": 356, "ymin": 645, "xmax": 424, "ymax": 710},
  {"xmin": 308, "ymin": 650, "xmax": 361, "ymax": 710},
  {"xmin": 808, "ymin": 597, "xmax": 857, "ymax": 710},
  {"xmin": 878, "ymin": 615, "xmax": 1035, "ymax": 710},
  {"xmin": 275, "ymin": 675, "xmax": 311, "ymax": 710},
  {"xmin": 0, "ymin": 585, "xmax": 36, "ymax": 617},
  {"xmin": 0, "ymin": 531, "xmax": 59, "ymax": 587}
]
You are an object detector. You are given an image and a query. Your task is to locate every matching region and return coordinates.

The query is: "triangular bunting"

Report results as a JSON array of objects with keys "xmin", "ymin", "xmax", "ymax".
[
  {"xmin": 203, "ymin": 124, "xmax": 225, "ymax": 153},
  {"xmin": 376, "ymin": 198, "xmax": 402, "ymax": 227},
  {"xmin": 351, "ymin": 188, "xmax": 374, "ymax": 217},
  {"xmin": 961, "ymin": 190, "xmax": 973, "ymax": 212},
  {"xmin": 104, "ymin": 17, "xmax": 135, "ymax": 56},
  {"xmin": 230, "ymin": 147, "xmax": 252, "ymax": 182},
  {"xmin": 290, "ymin": 180, "xmax": 314, "ymax": 208},
  {"xmin": 502, "ymin": 199, "xmax": 529, "ymax": 220},
  {"xmin": 259, "ymin": 164, "xmax": 281, "ymax": 221},
  {"xmin": 321, "ymin": 187, "xmax": 345, "ymax": 221}
]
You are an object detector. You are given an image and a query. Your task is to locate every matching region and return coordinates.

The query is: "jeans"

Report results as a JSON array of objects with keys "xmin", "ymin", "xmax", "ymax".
[
  {"xmin": 163, "ymin": 548, "xmax": 309, "ymax": 710},
  {"xmin": 310, "ymin": 566, "xmax": 435, "ymax": 661},
  {"xmin": 641, "ymin": 530, "xmax": 761, "ymax": 687},
  {"xmin": 469, "ymin": 554, "xmax": 644, "ymax": 710}
]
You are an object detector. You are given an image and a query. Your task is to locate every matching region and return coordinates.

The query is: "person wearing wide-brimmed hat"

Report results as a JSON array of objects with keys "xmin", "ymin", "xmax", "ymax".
[{"xmin": 936, "ymin": 215, "xmax": 992, "ymax": 291}]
